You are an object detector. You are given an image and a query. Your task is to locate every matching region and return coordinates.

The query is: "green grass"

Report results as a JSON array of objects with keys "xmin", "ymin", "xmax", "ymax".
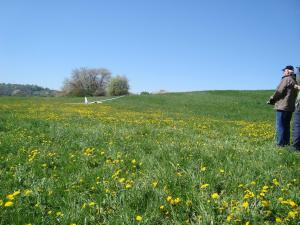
[{"xmin": 0, "ymin": 91, "xmax": 300, "ymax": 225}]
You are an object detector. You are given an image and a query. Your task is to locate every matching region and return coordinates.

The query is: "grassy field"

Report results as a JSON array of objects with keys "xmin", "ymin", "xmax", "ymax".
[{"xmin": 0, "ymin": 91, "xmax": 300, "ymax": 225}]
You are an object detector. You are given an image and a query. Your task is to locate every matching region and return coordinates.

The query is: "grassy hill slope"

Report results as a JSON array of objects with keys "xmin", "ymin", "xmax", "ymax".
[{"xmin": 0, "ymin": 91, "xmax": 299, "ymax": 225}]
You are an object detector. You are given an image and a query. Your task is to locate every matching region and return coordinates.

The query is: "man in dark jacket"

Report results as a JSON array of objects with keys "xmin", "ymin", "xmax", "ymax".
[
  {"xmin": 292, "ymin": 67, "xmax": 300, "ymax": 150},
  {"xmin": 268, "ymin": 65, "xmax": 298, "ymax": 147}
]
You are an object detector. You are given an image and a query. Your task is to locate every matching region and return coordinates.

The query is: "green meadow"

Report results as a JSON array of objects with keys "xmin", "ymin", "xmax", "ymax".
[{"xmin": 0, "ymin": 91, "xmax": 300, "ymax": 225}]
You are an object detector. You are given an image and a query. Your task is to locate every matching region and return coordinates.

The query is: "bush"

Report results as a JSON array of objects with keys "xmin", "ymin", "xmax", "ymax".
[
  {"xmin": 140, "ymin": 91, "xmax": 150, "ymax": 95},
  {"xmin": 107, "ymin": 76, "xmax": 129, "ymax": 96}
]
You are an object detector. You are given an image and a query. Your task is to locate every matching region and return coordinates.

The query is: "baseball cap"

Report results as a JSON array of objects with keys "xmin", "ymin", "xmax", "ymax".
[{"xmin": 282, "ymin": 65, "xmax": 294, "ymax": 71}]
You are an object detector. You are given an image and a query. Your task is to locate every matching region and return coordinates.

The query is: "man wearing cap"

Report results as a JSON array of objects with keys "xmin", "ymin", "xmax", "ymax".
[{"xmin": 268, "ymin": 65, "xmax": 298, "ymax": 147}]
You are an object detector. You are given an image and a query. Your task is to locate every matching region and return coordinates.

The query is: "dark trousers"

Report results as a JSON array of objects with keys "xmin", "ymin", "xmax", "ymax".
[
  {"xmin": 276, "ymin": 110, "xmax": 293, "ymax": 146},
  {"xmin": 293, "ymin": 106, "xmax": 300, "ymax": 149}
]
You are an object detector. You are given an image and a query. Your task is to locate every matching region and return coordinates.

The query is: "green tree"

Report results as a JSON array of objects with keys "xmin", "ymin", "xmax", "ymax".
[{"xmin": 107, "ymin": 75, "xmax": 129, "ymax": 96}]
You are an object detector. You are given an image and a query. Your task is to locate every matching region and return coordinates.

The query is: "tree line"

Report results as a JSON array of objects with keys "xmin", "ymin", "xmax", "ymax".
[
  {"xmin": 0, "ymin": 67, "xmax": 130, "ymax": 97},
  {"xmin": 0, "ymin": 83, "xmax": 57, "ymax": 96}
]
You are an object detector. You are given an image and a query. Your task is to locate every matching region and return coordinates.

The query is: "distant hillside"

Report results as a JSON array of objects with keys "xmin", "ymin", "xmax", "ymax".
[{"xmin": 0, "ymin": 83, "xmax": 57, "ymax": 96}]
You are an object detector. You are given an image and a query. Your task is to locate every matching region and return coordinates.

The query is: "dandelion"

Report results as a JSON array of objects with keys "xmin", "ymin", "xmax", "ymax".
[
  {"xmin": 119, "ymin": 178, "xmax": 125, "ymax": 183},
  {"xmin": 244, "ymin": 190, "xmax": 255, "ymax": 199},
  {"xmin": 211, "ymin": 193, "xmax": 220, "ymax": 199},
  {"xmin": 152, "ymin": 181, "xmax": 158, "ymax": 188},
  {"xmin": 200, "ymin": 166, "xmax": 206, "ymax": 172},
  {"xmin": 6, "ymin": 194, "xmax": 14, "ymax": 200},
  {"xmin": 12, "ymin": 190, "xmax": 21, "ymax": 197},
  {"xmin": 56, "ymin": 212, "xmax": 64, "ymax": 217},
  {"xmin": 4, "ymin": 201, "xmax": 13, "ymax": 207},
  {"xmin": 261, "ymin": 200, "xmax": 270, "ymax": 207},
  {"xmin": 24, "ymin": 189, "xmax": 33, "ymax": 196},
  {"xmin": 166, "ymin": 196, "xmax": 172, "ymax": 202},
  {"xmin": 174, "ymin": 197, "xmax": 181, "ymax": 204},
  {"xmin": 275, "ymin": 217, "xmax": 282, "ymax": 223},
  {"xmin": 159, "ymin": 205, "xmax": 165, "ymax": 210},
  {"xmin": 136, "ymin": 215, "xmax": 142, "ymax": 221},
  {"xmin": 227, "ymin": 214, "xmax": 233, "ymax": 221},
  {"xmin": 89, "ymin": 202, "xmax": 96, "ymax": 207},
  {"xmin": 287, "ymin": 199, "xmax": 297, "ymax": 208},
  {"xmin": 200, "ymin": 183, "xmax": 209, "ymax": 189},
  {"xmin": 288, "ymin": 211, "xmax": 298, "ymax": 218},
  {"xmin": 242, "ymin": 201, "xmax": 249, "ymax": 209},
  {"xmin": 272, "ymin": 179, "xmax": 280, "ymax": 186}
]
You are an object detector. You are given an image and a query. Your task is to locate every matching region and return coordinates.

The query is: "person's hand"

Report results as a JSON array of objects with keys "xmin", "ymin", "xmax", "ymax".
[
  {"xmin": 267, "ymin": 98, "xmax": 275, "ymax": 105},
  {"xmin": 294, "ymin": 84, "xmax": 300, "ymax": 90}
]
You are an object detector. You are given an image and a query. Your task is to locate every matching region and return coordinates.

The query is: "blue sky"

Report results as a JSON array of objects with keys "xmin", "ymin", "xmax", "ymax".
[{"xmin": 0, "ymin": 0, "xmax": 299, "ymax": 93}]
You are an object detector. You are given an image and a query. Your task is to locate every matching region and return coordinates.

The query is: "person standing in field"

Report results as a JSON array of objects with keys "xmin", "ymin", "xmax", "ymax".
[
  {"xmin": 267, "ymin": 65, "xmax": 298, "ymax": 147},
  {"xmin": 291, "ymin": 67, "xmax": 300, "ymax": 150}
]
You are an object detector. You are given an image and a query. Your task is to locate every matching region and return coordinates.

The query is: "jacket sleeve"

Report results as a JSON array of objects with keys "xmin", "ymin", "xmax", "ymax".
[{"xmin": 271, "ymin": 79, "xmax": 287, "ymax": 102}]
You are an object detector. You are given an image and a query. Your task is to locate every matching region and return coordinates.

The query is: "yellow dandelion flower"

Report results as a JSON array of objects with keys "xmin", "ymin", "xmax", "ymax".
[
  {"xmin": 244, "ymin": 190, "xmax": 255, "ymax": 199},
  {"xmin": 261, "ymin": 200, "xmax": 270, "ymax": 207},
  {"xmin": 242, "ymin": 201, "xmax": 249, "ymax": 209},
  {"xmin": 12, "ymin": 190, "xmax": 21, "ymax": 197},
  {"xmin": 159, "ymin": 205, "xmax": 165, "ymax": 210},
  {"xmin": 200, "ymin": 183, "xmax": 209, "ymax": 189},
  {"xmin": 245, "ymin": 222, "xmax": 250, "ymax": 225},
  {"xmin": 166, "ymin": 196, "xmax": 172, "ymax": 202},
  {"xmin": 275, "ymin": 217, "xmax": 282, "ymax": 223},
  {"xmin": 24, "ymin": 189, "xmax": 33, "ymax": 196},
  {"xmin": 89, "ymin": 202, "xmax": 96, "ymax": 207},
  {"xmin": 227, "ymin": 214, "xmax": 233, "ymax": 221},
  {"xmin": 174, "ymin": 197, "xmax": 181, "ymax": 204},
  {"xmin": 136, "ymin": 215, "xmax": 142, "ymax": 221},
  {"xmin": 287, "ymin": 199, "xmax": 297, "ymax": 208},
  {"xmin": 4, "ymin": 201, "xmax": 13, "ymax": 207},
  {"xmin": 6, "ymin": 194, "xmax": 14, "ymax": 200},
  {"xmin": 152, "ymin": 181, "xmax": 158, "ymax": 188},
  {"xmin": 119, "ymin": 178, "xmax": 125, "ymax": 183},
  {"xmin": 56, "ymin": 212, "xmax": 64, "ymax": 217},
  {"xmin": 211, "ymin": 193, "xmax": 220, "ymax": 199},
  {"xmin": 272, "ymin": 179, "xmax": 280, "ymax": 186},
  {"xmin": 288, "ymin": 211, "xmax": 298, "ymax": 218}
]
